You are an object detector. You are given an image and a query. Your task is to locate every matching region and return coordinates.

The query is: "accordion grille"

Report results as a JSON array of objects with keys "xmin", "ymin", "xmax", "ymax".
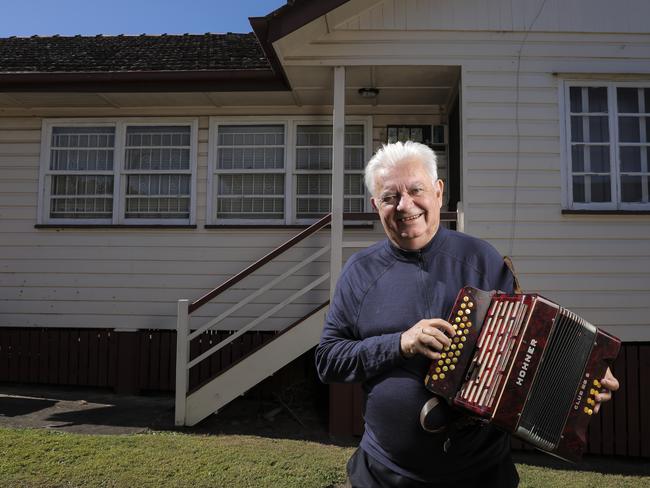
[{"xmin": 517, "ymin": 308, "xmax": 595, "ymax": 450}]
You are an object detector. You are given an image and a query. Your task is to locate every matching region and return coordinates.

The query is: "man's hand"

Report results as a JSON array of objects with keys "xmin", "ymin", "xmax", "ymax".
[
  {"xmin": 400, "ymin": 319, "xmax": 456, "ymax": 360},
  {"xmin": 594, "ymin": 367, "xmax": 619, "ymax": 414}
]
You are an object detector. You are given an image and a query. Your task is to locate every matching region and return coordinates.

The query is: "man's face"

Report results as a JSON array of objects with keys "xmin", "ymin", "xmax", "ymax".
[{"xmin": 371, "ymin": 157, "xmax": 444, "ymax": 251}]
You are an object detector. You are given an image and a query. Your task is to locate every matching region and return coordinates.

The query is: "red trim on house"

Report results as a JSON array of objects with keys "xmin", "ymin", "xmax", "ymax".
[{"xmin": 0, "ymin": 69, "xmax": 288, "ymax": 92}]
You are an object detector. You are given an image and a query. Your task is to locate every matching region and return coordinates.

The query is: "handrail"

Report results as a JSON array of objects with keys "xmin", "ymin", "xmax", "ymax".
[
  {"xmin": 189, "ymin": 212, "xmax": 332, "ymax": 313},
  {"xmin": 190, "ymin": 210, "xmax": 459, "ymax": 313}
]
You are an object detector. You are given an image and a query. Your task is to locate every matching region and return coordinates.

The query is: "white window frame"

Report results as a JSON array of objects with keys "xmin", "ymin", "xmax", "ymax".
[
  {"xmin": 561, "ymin": 80, "xmax": 650, "ymax": 211},
  {"xmin": 208, "ymin": 116, "xmax": 373, "ymax": 225},
  {"xmin": 38, "ymin": 118, "xmax": 198, "ymax": 225}
]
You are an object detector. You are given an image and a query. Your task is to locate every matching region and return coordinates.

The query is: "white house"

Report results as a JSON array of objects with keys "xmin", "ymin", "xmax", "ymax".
[{"xmin": 1, "ymin": 0, "xmax": 648, "ymax": 458}]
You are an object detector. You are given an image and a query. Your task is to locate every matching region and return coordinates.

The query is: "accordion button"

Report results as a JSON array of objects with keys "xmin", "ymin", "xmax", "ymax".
[
  {"xmin": 457, "ymin": 310, "xmax": 464, "ymax": 316},
  {"xmin": 455, "ymin": 317, "xmax": 461, "ymax": 323},
  {"xmin": 451, "ymin": 344, "xmax": 457, "ymax": 350},
  {"xmin": 467, "ymin": 322, "xmax": 472, "ymax": 327},
  {"xmin": 458, "ymin": 344, "xmax": 464, "ymax": 349},
  {"xmin": 443, "ymin": 366, "xmax": 448, "ymax": 372},
  {"xmin": 432, "ymin": 374, "xmax": 439, "ymax": 381},
  {"xmin": 452, "ymin": 358, "xmax": 458, "ymax": 363},
  {"xmin": 594, "ymin": 379, "xmax": 601, "ymax": 388},
  {"xmin": 440, "ymin": 373, "xmax": 446, "ymax": 379},
  {"xmin": 461, "ymin": 303, "xmax": 467, "ymax": 309},
  {"xmin": 462, "ymin": 316, "xmax": 468, "ymax": 322},
  {"xmin": 587, "ymin": 398, "xmax": 595, "ymax": 406},
  {"xmin": 445, "ymin": 359, "xmax": 451, "ymax": 364},
  {"xmin": 590, "ymin": 388, "xmax": 597, "ymax": 396},
  {"xmin": 461, "ymin": 336, "xmax": 467, "ymax": 342},
  {"xmin": 436, "ymin": 367, "xmax": 441, "ymax": 373},
  {"xmin": 450, "ymin": 365, "xmax": 456, "ymax": 370},
  {"xmin": 468, "ymin": 302, "xmax": 474, "ymax": 308},
  {"xmin": 455, "ymin": 351, "xmax": 461, "ymax": 357},
  {"xmin": 584, "ymin": 407, "xmax": 593, "ymax": 415},
  {"xmin": 463, "ymin": 296, "xmax": 470, "ymax": 302}
]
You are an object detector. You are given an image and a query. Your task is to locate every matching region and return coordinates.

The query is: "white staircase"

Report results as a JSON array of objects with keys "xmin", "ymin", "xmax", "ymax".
[{"xmin": 183, "ymin": 305, "xmax": 328, "ymax": 426}]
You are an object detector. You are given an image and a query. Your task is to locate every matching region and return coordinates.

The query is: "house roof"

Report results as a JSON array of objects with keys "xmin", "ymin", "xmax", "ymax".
[
  {"xmin": 0, "ymin": 0, "xmax": 353, "ymax": 93},
  {"xmin": 0, "ymin": 33, "xmax": 270, "ymax": 73}
]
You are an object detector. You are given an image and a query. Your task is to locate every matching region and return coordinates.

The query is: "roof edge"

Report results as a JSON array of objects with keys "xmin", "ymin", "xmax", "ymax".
[
  {"xmin": 0, "ymin": 69, "xmax": 288, "ymax": 93},
  {"xmin": 251, "ymin": 0, "xmax": 351, "ymax": 43}
]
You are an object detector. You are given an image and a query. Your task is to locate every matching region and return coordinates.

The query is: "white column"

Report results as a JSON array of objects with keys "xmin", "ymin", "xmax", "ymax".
[
  {"xmin": 175, "ymin": 299, "xmax": 190, "ymax": 426},
  {"xmin": 330, "ymin": 66, "xmax": 345, "ymax": 299}
]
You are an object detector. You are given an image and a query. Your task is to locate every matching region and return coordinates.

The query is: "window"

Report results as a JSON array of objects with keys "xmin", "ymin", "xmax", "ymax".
[
  {"xmin": 295, "ymin": 124, "xmax": 365, "ymax": 220},
  {"xmin": 210, "ymin": 118, "xmax": 370, "ymax": 224},
  {"xmin": 564, "ymin": 83, "xmax": 650, "ymax": 210},
  {"xmin": 39, "ymin": 120, "xmax": 197, "ymax": 224},
  {"xmin": 214, "ymin": 124, "xmax": 286, "ymax": 221}
]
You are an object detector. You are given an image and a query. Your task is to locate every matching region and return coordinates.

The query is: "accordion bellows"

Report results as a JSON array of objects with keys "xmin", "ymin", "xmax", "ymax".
[{"xmin": 424, "ymin": 287, "xmax": 621, "ymax": 462}]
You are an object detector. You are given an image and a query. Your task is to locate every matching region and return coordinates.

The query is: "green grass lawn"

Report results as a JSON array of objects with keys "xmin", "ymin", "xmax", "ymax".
[{"xmin": 1, "ymin": 427, "xmax": 648, "ymax": 487}]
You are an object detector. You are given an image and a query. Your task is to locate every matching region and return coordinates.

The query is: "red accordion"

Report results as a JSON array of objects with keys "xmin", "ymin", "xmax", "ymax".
[{"xmin": 424, "ymin": 287, "xmax": 620, "ymax": 462}]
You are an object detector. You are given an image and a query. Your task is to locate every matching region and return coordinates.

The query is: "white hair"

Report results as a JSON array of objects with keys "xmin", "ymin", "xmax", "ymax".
[{"xmin": 364, "ymin": 141, "xmax": 438, "ymax": 196}]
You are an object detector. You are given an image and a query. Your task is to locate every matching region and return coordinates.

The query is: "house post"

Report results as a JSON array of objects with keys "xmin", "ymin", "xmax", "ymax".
[
  {"xmin": 175, "ymin": 298, "xmax": 190, "ymax": 426},
  {"xmin": 330, "ymin": 66, "xmax": 345, "ymax": 298}
]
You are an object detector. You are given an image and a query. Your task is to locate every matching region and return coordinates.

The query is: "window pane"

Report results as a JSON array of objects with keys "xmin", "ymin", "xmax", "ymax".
[
  {"xmin": 296, "ymin": 173, "xmax": 332, "ymax": 219},
  {"xmin": 569, "ymin": 87, "xmax": 582, "ymax": 113},
  {"xmin": 621, "ymin": 175, "xmax": 643, "ymax": 202},
  {"xmin": 49, "ymin": 175, "xmax": 113, "ymax": 219},
  {"xmin": 588, "ymin": 87, "xmax": 608, "ymax": 113},
  {"xmin": 588, "ymin": 146, "xmax": 610, "ymax": 173},
  {"xmin": 570, "ymin": 116, "xmax": 584, "ymax": 142},
  {"xmin": 590, "ymin": 175, "xmax": 611, "ymax": 202},
  {"xmin": 620, "ymin": 146, "xmax": 641, "ymax": 172},
  {"xmin": 588, "ymin": 116, "xmax": 609, "ymax": 142},
  {"xmin": 216, "ymin": 174, "xmax": 284, "ymax": 220},
  {"xmin": 571, "ymin": 145, "xmax": 584, "ymax": 172},
  {"xmin": 619, "ymin": 116, "xmax": 640, "ymax": 143},
  {"xmin": 296, "ymin": 147, "xmax": 332, "ymax": 170},
  {"xmin": 617, "ymin": 88, "xmax": 639, "ymax": 113},
  {"xmin": 125, "ymin": 126, "xmax": 191, "ymax": 171},
  {"xmin": 125, "ymin": 174, "xmax": 191, "ymax": 219},
  {"xmin": 572, "ymin": 176, "xmax": 586, "ymax": 203},
  {"xmin": 217, "ymin": 125, "xmax": 284, "ymax": 170},
  {"xmin": 50, "ymin": 127, "xmax": 115, "ymax": 171},
  {"xmin": 345, "ymin": 174, "xmax": 365, "ymax": 196}
]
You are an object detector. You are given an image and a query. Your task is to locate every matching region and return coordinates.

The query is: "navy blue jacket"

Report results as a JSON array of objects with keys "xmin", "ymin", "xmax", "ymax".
[{"xmin": 315, "ymin": 226, "xmax": 515, "ymax": 482}]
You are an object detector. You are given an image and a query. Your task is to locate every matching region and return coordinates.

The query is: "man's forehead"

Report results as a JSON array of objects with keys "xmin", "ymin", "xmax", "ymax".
[{"xmin": 377, "ymin": 160, "xmax": 430, "ymax": 187}]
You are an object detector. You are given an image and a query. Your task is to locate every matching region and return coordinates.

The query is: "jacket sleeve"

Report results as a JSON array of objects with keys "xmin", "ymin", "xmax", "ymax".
[{"xmin": 315, "ymin": 268, "xmax": 405, "ymax": 384}]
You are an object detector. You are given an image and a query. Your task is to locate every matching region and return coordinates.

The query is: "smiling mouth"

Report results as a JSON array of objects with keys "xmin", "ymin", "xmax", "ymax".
[{"xmin": 398, "ymin": 212, "xmax": 424, "ymax": 223}]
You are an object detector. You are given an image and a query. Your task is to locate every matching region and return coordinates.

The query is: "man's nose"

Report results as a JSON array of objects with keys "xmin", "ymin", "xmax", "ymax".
[{"xmin": 396, "ymin": 192, "xmax": 414, "ymax": 211}]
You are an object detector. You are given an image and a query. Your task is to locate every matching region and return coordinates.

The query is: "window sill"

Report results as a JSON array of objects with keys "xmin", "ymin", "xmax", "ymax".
[
  {"xmin": 35, "ymin": 224, "xmax": 198, "ymax": 229},
  {"xmin": 562, "ymin": 210, "xmax": 650, "ymax": 215}
]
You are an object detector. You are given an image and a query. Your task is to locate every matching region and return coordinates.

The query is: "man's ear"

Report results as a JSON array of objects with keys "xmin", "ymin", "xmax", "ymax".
[
  {"xmin": 371, "ymin": 198, "xmax": 379, "ymax": 212},
  {"xmin": 435, "ymin": 179, "xmax": 444, "ymax": 202}
]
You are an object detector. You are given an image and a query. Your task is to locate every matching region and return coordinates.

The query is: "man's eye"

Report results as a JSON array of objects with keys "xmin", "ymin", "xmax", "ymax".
[
  {"xmin": 382, "ymin": 195, "xmax": 397, "ymax": 205},
  {"xmin": 410, "ymin": 188, "xmax": 424, "ymax": 196}
]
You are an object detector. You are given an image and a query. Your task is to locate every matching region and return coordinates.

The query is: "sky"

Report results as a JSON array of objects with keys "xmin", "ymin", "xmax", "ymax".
[{"xmin": 1, "ymin": 0, "xmax": 287, "ymax": 37}]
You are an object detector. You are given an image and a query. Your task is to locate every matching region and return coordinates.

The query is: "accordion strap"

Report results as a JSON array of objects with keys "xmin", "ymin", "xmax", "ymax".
[{"xmin": 503, "ymin": 256, "xmax": 522, "ymax": 294}]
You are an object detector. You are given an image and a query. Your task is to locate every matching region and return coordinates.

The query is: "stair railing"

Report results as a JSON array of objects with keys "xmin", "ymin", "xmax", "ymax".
[{"xmin": 175, "ymin": 213, "xmax": 333, "ymax": 425}]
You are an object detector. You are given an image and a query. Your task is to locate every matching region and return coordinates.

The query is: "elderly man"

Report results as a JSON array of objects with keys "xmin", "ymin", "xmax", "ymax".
[{"xmin": 315, "ymin": 141, "xmax": 618, "ymax": 488}]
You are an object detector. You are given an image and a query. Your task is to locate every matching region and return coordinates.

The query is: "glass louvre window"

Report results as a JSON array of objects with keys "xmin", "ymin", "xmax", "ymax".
[
  {"xmin": 124, "ymin": 126, "xmax": 192, "ymax": 219},
  {"xmin": 215, "ymin": 125, "xmax": 285, "ymax": 220},
  {"xmin": 568, "ymin": 87, "xmax": 612, "ymax": 204},
  {"xmin": 295, "ymin": 124, "xmax": 365, "ymax": 219},
  {"xmin": 48, "ymin": 127, "xmax": 115, "ymax": 219},
  {"xmin": 566, "ymin": 85, "xmax": 650, "ymax": 209},
  {"xmin": 42, "ymin": 121, "xmax": 196, "ymax": 224}
]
